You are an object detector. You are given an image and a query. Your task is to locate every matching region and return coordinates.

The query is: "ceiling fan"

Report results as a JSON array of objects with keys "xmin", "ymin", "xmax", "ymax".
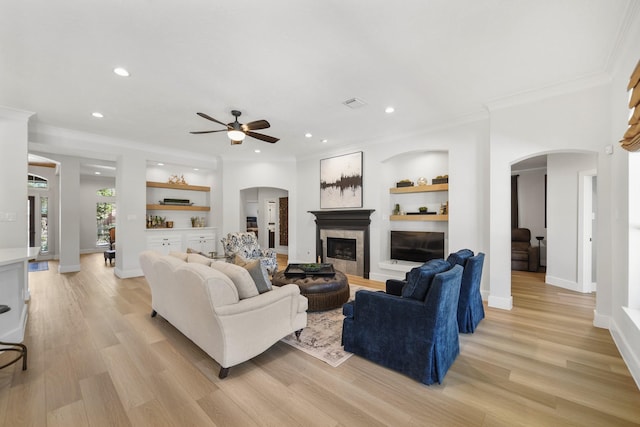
[{"xmin": 190, "ymin": 110, "xmax": 279, "ymax": 145}]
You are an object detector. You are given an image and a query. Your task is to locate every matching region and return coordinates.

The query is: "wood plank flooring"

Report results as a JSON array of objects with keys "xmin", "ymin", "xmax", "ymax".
[{"xmin": 1, "ymin": 254, "xmax": 639, "ymax": 426}]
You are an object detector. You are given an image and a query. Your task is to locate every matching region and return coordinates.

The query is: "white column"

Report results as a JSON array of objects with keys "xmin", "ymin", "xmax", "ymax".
[
  {"xmin": 0, "ymin": 107, "xmax": 34, "ymax": 249},
  {"xmin": 114, "ymin": 152, "xmax": 147, "ymax": 278},
  {"xmin": 58, "ymin": 156, "xmax": 81, "ymax": 273}
]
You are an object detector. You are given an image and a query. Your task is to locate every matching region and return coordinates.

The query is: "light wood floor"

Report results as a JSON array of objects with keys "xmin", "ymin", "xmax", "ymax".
[{"xmin": 1, "ymin": 254, "xmax": 639, "ymax": 426}]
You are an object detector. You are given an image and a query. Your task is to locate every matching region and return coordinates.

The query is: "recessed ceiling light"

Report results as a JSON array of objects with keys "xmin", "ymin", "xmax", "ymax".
[
  {"xmin": 305, "ymin": 133, "xmax": 312, "ymax": 138},
  {"xmin": 193, "ymin": 168, "xmax": 199, "ymax": 171},
  {"xmin": 254, "ymin": 149, "xmax": 261, "ymax": 153},
  {"xmin": 94, "ymin": 171, "xmax": 101, "ymax": 175},
  {"xmin": 385, "ymin": 106, "xmax": 395, "ymax": 114},
  {"xmin": 321, "ymin": 139, "xmax": 328, "ymax": 143},
  {"xmin": 92, "ymin": 112, "xmax": 104, "ymax": 118},
  {"xmin": 157, "ymin": 163, "xmax": 164, "ymax": 166},
  {"xmin": 113, "ymin": 67, "xmax": 130, "ymax": 77}
]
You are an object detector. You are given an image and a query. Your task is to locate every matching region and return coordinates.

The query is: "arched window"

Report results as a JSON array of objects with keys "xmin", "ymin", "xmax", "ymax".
[{"xmin": 28, "ymin": 174, "xmax": 48, "ymax": 189}]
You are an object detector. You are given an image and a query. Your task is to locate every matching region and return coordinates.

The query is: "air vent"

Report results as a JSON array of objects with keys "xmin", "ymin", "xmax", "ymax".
[{"xmin": 343, "ymin": 97, "xmax": 367, "ymax": 109}]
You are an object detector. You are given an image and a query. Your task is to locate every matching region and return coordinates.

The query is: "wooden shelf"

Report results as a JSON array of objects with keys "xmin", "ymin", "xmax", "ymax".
[
  {"xmin": 389, "ymin": 183, "xmax": 448, "ymax": 193},
  {"xmin": 146, "ymin": 204, "xmax": 210, "ymax": 211},
  {"xmin": 146, "ymin": 181, "xmax": 210, "ymax": 192},
  {"xmin": 390, "ymin": 214, "xmax": 448, "ymax": 221}
]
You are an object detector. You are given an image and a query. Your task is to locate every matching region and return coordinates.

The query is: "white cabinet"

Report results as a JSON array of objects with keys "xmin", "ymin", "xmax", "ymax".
[
  {"xmin": 186, "ymin": 232, "xmax": 217, "ymax": 255},
  {"xmin": 147, "ymin": 235, "xmax": 182, "ymax": 255}
]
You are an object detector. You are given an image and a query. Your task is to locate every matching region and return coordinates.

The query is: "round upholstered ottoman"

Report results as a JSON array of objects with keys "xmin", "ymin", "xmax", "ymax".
[{"xmin": 272, "ymin": 270, "xmax": 350, "ymax": 312}]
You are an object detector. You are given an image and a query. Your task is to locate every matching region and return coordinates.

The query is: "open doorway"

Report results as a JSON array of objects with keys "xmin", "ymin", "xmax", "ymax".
[
  {"xmin": 510, "ymin": 152, "xmax": 598, "ymax": 299},
  {"xmin": 240, "ymin": 187, "xmax": 289, "ymax": 254}
]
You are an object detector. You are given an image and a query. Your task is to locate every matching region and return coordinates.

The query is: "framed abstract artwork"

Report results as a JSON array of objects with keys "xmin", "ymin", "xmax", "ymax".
[{"xmin": 320, "ymin": 151, "xmax": 363, "ymax": 209}]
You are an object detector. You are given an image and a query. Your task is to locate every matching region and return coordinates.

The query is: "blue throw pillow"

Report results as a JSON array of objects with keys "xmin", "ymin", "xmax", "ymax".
[
  {"xmin": 447, "ymin": 249, "xmax": 474, "ymax": 267},
  {"xmin": 401, "ymin": 259, "xmax": 451, "ymax": 301}
]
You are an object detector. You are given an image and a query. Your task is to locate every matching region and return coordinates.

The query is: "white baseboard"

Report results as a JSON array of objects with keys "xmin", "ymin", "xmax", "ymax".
[
  {"xmin": 546, "ymin": 275, "xmax": 580, "ymax": 292},
  {"xmin": 488, "ymin": 294, "xmax": 513, "ymax": 310},
  {"xmin": 115, "ymin": 267, "xmax": 143, "ymax": 279},
  {"xmin": 58, "ymin": 264, "xmax": 81, "ymax": 273},
  {"xmin": 593, "ymin": 309, "xmax": 610, "ymax": 329},
  {"xmin": 610, "ymin": 310, "xmax": 640, "ymax": 390}
]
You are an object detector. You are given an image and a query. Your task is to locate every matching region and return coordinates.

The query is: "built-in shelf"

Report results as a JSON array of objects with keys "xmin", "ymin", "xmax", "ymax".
[
  {"xmin": 390, "ymin": 183, "xmax": 448, "ymax": 221},
  {"xmin": 146, "ymin": 181, "xmax": 211, "ymax": 212},
  {"xmin": 389, "ymin": 214, "xmax": 448, "ymax": 221},
  {"xmin": 389, "ymin": 183, "xmax": 448, "ymax": 194},
  {"xmin": 146, "ymin": 181, "xmax": 210, "ymax": 192},
  {"xmin": 146, "ymin": 204, "xmax": 210, "ymax": 211}
]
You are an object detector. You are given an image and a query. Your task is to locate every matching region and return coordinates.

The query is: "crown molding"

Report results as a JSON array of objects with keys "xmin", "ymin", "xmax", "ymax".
[
  {"xmin": 484, "ymin": 72, "xmax": 612, "ymax": 112},
  {"xmin": 0, "ymin": 105, "xmax": 34, "ymax": 121}
]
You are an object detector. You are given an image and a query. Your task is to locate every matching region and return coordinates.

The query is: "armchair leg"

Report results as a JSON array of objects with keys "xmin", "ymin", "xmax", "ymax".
[
  {"xmin": 219, "ymin": 367, "xmax": 229, "ymax": 379},
  {"xmin": 150, "ymin": 310, "xmax": 157, "ymax": 318},
  {"xmin": 295, "ymin": 329, "xmax": 303, "ymax": 341}
]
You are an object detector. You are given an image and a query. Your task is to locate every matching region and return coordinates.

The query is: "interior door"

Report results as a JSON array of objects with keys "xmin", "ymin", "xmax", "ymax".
[{"xmin": 279, "ymin": 197, "xmax": 288, "ymax": 246}]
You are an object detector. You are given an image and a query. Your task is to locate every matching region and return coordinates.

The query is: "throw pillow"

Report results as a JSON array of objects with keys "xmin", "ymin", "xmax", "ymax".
[
  {"xmin": 187, "ymin": 253, "xmax": 211, "ymax": 265},
  {"xmin": 243, "ymin": 259, "xmax": 272, "ymax": 294},
  {"xmin": 402, "ymin": 259, "xmax": 451, "ymax": 301},
  {"xmin": 209, "ymin": 261, "xmax": 259, "ymax": 299},
  {"xmin": 168, "ymin": 251, "xmax": 188, "ymax": 262},
  {"xmin": 233, "ymin": 253, "xmax": 251, "ymax": 266}
]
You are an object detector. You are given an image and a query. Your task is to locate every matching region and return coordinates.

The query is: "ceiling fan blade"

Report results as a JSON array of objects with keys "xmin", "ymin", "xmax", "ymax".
[
  {"xmin": 190, "ymin": 129, "xmax": 228, "ymax": 134},
  {"xmin": 246, "ymin": 131, "xmax": 279, "ymax": 143},
  {"xmin": 196, "ymin": 112, "xmax": 231, "ymax": 129},
  {"xmin": 242, "ymin": 119, "xmax": 271, "ymax": 131}
]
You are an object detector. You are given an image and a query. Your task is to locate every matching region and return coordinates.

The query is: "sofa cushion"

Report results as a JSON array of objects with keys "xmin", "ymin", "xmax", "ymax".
[
  {"xmin": 243, "ymin": 260, "xmax": 272, "ymax": 294},
  {"xmin": 169, "ymin": 251, "xmax": 188, "ymax": 262},
  {"xmin": 209, "ymin": 261, "xmax": 259, "ymax": 299},
  {"xmin": 402, "ymin": 259, "xmax": 451, "ymax": 301},
  {"xmin": 187, "ymin": 253, "xmax": 212, "ymax": 265}
]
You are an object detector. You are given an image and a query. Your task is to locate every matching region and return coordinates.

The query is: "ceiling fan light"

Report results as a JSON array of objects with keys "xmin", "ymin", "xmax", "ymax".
[{"xmin": 228, "ymin": 129, "xmax": 245, "ymax": 141}]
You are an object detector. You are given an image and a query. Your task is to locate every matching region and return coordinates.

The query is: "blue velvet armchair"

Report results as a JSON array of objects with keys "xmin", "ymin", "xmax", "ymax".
[
  {"xmin": 342, "ymin": 263, "xmax": 463, "ymax": 385},
  {"xmin": 447, "ymin": 250, "xmax": 485, "ymax": 333}
]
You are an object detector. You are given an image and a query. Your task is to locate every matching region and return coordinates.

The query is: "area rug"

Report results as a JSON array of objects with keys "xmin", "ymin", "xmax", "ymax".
[
  {"xmin": 281, "ymin": 284, "xmax": 367, "ymax": 367},
  {"xmin": 28, "ymin": 261, "xmax": 48, "ymax": 272}
]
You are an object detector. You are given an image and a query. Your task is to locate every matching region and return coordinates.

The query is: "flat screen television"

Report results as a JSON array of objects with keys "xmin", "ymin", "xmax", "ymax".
[{"xmin": 390, "ymin": 231, "xmax": 445, "ymax": 263}]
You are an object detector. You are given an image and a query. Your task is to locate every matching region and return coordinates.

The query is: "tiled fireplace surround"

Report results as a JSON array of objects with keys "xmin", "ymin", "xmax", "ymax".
[{"xmin": 309, "ymin": 210, "xmax": 375, "ymax": 278}]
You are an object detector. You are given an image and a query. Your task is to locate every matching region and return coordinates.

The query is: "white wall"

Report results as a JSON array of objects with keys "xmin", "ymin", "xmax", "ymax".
[
  {"xmin": 489, "ymin": 83, "xmax": 610, "ymax": 310},
  {"xmin": 221, "ymin": 159, "xmax": 297, "ymax": 258},
  {"xmin": 294, "ymin": 119, "xmax": 489, "ymax": 288},
  {"xmin": 606, "ymin": 10, "xmax": 640, "ymax": 387},
  {"xmin": 546, "ymin": 152, "xmax": 597, "ymax": 289}
]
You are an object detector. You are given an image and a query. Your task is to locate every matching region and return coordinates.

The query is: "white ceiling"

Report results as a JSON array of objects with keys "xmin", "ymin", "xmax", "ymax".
[{"xmin": 2, "ymin": 1, "xmax": 635, "ymax": 163}]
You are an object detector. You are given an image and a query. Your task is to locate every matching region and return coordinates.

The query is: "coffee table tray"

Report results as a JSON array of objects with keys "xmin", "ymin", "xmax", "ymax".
[{"xmin": 284, "ymin": 263, "xmax": 335, "ymax": 278}]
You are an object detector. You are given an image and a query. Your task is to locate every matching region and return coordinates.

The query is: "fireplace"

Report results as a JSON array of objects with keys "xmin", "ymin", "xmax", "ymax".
[
  {"xmin": 327, "ymin": 237, "xmax": 357, "ymax": 261},
  {"xmin": 309, "ymin": 210, "xmax": 375, "ymax": 278}
]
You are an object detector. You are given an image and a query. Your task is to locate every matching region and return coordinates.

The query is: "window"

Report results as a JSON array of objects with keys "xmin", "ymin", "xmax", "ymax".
[
  {"xmin": 40, "ymin": 197, "xmax": 48, "ymax": 252},
  {"xmin": 96, "ymin": 188, "xmax": 116, "ymax": 246},
  {"xmin": 28, "ymin": 174, "xmax": 48, "ymax": 189},
  {"xmin": 97, "ymin": 188, "xmax": 115, "ymax": 197}
]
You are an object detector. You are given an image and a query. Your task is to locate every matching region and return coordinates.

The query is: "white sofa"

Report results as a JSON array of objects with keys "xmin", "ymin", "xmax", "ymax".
[{"xmin": 139, "ymin": 250, "xmax": 308, "ymax": 378}]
